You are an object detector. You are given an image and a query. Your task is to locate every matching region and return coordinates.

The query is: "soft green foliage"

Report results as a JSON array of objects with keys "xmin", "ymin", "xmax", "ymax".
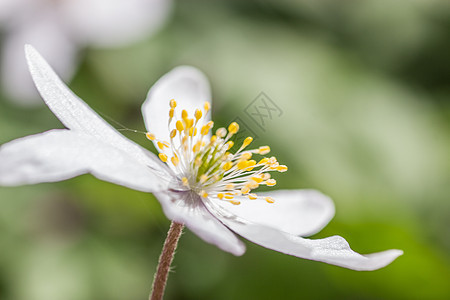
[{"xmin": 1, "ymin": 0, "xmax": 449, "ymax": 299}]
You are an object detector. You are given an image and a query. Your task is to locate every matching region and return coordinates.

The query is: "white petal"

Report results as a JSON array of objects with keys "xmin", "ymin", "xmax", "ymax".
[
  {"xmin": 205, "ymin": 201, "xmax": 403, "ymax": 271},
  {"xmin": 0, "ymin": 129, "xmax": 168, "ymax": 193},
  {"xmin": 142, "ymin": 66, "xmax": 212, "ymax": 151},
  {"xmin": 154, "ymin": 191, "xmax": 245, "ymax": 256},
  {"xmin": 61, "ymin": 0, "xmax": 172, "ymax": 47},
  {"xmin": 215, "ymin": 189, "xmax": 335, "ymax": 237},
  {"xmin": 25, "ymin": 45, "xmax": 170, "ymax": 178},
  {"xmin": 1, "ymin": 10, "xmax": 77, "ymax": 105}
]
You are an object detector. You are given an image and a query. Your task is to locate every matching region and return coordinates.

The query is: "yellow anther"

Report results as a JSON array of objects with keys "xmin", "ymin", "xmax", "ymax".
[
  {"xmin": 169, "ymin": 99, "xmax": 177, "ymax": 108},
  {"xmin": 194, "ymin": 157, "xmax": 202, "ymax": 166},
  {"xmin": 247, "ymin": 180, "xmax": 259, "ymax": 189},
  {"xmin": 193, "ymin": 141, "xmax": 202, "ymax": 152},
  {"xmin": 185, "ymin": 118, "xmax": 194, "ymax": 129},
  {"xmin": 217, "ymin": 193, "xmax": 224, "ymax": 200},
  {"xmin": 181, "ymin": 109, "xmax": 188, "ymax": 119},
  {"xmin": 258, "ymin": 157, "xmax": 269, "ymax": 165},
  {"xmin": 171, "ymin": 155, "xmax": 179, "ymax": 166},
  {"xmin": 210, "ymin": 135, "xmax": 217, "ymax": 143},
  {"xmin": 216, "ymin": 127, "xmax": 227, "ymax": 138},
  {"xmin": 259, "ymin": 146, "xmax": 271, "ymax": 155},
  {"xmin": 241, "ymin": 152, "xmax": 252, "ymax": 160},
  {"xmin": 241, "ymin": 186, "xmax": 250, "ymax": 194},
  {"xmin": 182, "ymin": 177, "xmax": 189, "ymax": 187},
  {"xmin": 157, "ymin": 141, "xmax": 169, "ymax": 150},
  {"xmin": 226, "ymin": 141, "xmax": 234, "ymax": 150},
  {"xmin": 242, "ymin": 137, "xmax": 253, "ymax": 148},
  {"xmin": 200, "ymin": 190, "xmax": 208, "ymax": 198},
  {"xmin": 262, "ymin": 173, "xmax": 271, "ymax": 180},
  {"xmin": 225, "ymin": 183, "xmax": 234, "ymax": 190},
  {"xmin": 201, "ymin": 125, "xmax": 210, "ymax": 136},
  {"xmin": 248, "ymin": 193, "xmax": 258, "ymax": 200},
  {"xmin": 158, "ymin": 153, "xmax": 168, "ymax": 162},
  {"xmin": 230, "ymin": 200, "xmax": 241, "ymax": 205},
  {"xmin": 266, "ymin": 179, "xmax": 277, "ymax": 186},
  {"xmin": 204, "ymin": 101, "xmax": 210, "ymax": 112},
  {"xmin": 169, "ymin": 108, "xmax": 175, "ymax": 119},
  {"xmin": 250, "ymin": 176, "xmax": 264, "ymax": 183},
  {"xmin": 170, "ymin": 129, "xmax": 177, "ymax": 139},
  {"xmin": 224, "ymin": 195, "xmax": 234, "ymax": 200},
  {"xmin": 146, "ymin": 132, "xmax": 156, "ymax": 141},
  {"xmin": 277, "ymin": 165, "xmax": 288, "ymax": 172},
  {"xmin": 189, "ymin": 127, "xmax": 197, "ymax": 137},
  {"xmin": 237, "ymin": 160, "xmax": 248, "ymax": 170},
  {"xmin": 265, "ymin": 197, "xmax": 275, "ymax": 204},
  {"xmin": 222, "ymin": 161, "xmax": 233, "ymax": 171},
  {"xmin": 228, "ymin": 122, "xmax": 239, "ymax": 135},
  {"xmin": 195, "ymin": 109, "xmax": 202, "ymax": 120},
  {"xmin": 176, "ymin": 120, "xmax": 184, "ymax": 131},
  {"xmin": 200, "ymin": 174, "xmax": 208, "ymax": 183},
  {"xmin": 245, "ymin": 160, "xmax": 256, "ymax": 171}
]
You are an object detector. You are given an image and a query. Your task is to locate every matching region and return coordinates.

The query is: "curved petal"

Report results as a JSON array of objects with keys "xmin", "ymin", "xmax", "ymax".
[
  {"xmin": 0, "ymin": 129, "xmax": 169, "ymax": 193},
  {"xmin": 1, "ymin": 10, "xmax": 78, "ymax": 105},
  {"xmin": 205, "ymin": 200, "xmax": 403, "ymax": 271},
  {"xmin": 61, "ymin": 0, "xmax": 172, "ymax": 47},
  {"xmin": 25, "ymin": 45, "xmax": 170, "ymax": 178},
  {"xmin": 142, "ymin": 66, "xmax": 212, "ymax": 151},
  {"xmin": 214, "ymin": 189, "xmax": 335, "ymax": 237},
  {"xmin": 154, "ymin": 190, "xmax": 245, "ymax": 256}
]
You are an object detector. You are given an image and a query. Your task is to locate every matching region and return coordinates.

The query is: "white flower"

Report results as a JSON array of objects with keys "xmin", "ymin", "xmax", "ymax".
[
  {"xmin": 0, "ymin": 45, "xmax": 403, "ymax": 271},
  {"xmin": 0, "ymin": 0, "xmax": 171, "ymax": 104}
]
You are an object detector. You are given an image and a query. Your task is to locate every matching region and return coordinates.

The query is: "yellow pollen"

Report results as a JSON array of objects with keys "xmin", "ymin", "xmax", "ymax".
[
  {"xmin": 258, "ymin": 158, "xmax": 269, "ymax": 165},
  {"xmin": 194, "ymin": 157, "xmax": 202, "ymax": 166},
  {"xmin": 248, "ymin": 193, "xmax": 258, "ymax": 200},
  {"xmin": 199, "ymin": 174, "xmax": 208, "ymax": 183},
  {"xmin": 171, "ymin": 155, "xmax": 179, "ymax": 166},
  {"xmin": 204, "ymin": 101, "xmax": 210, "ymax": 112},
  {"xmin": 225, "ymin": 183, "xmax": 234, "ymax": 190},
  {"xmin": 237, "ymin": 160, "xmax": 248, "ymax": 170},
  {"xmin": 157, "ymin": 141, "xmax": 169, "ymax": 150},
  {"xmin": 210, "ymin": 135, "xmax": 217, "ymax": 143},
  {"xmin": 193, "ymin": 141, "xmax": 202, "ymax": 152},
  {"xmin": 200, "ymin": 190, "xmax": 208, "ymax": 198},
  {"xmin": 247, "ymin": 180, "xmax": 259, "ymax": 189},
  {"xmin": 266, "ymin": 179, "xmax": 277, "ymax": 186},
  {"xmin": 217, "ymin": 193, "xmax": 224, "ymax": 200},
  {"xmin": 170, "ymin": 129, "xmax": 177, "ymax": 139},
  {"xmin": 224, "ymin": 195, "xmax": 234, "ymax": 200},
  {"xmin": 242, "ymin": 137, "xmax": 253, "ymax": 148},
  {"xmin": 251, "ymin": 176, "xmax": 263, "ymax": 183},
  {"xmin": 240, "ymin": 152, "xmax": 252, "ymax": 160},
  {"xmin": 226, "ymin": 141, "xmax": 234, "ymax": 150},
  {"xmin": 201, "ymin": 125, "xmax": 210, "ymax": 136},
  {"xmin": 259, "ymin": 146, "xmax": 271, "ymax": 155},
  {"xmin": 277, "ymin": 165, "xmax": 288, "ymax": 172},
  {"xmin": 262, "ymin": 173, "xmax": 271, "ymax": 180},
  {"xmin": 176, "ymin": 120, "xmax": 184, "ymax": 131},
  {"xmin": 241, "ymin": 186, "xmax": 250, "ymax": 194},
  {"xmin": 146, "ymin": 132, "xmax": 156, "ymax": 141},
  {"xmin": 228, "ymin": 122, "xmax": 239, "ymax": 135},
  {"xmin": 169, "ymin": 99, "xmax": 177, "ymax": 108},
  {"xmin": 265, "ymin": 197, "xmax": 275, "ymax": 204},
  {"xmin": 181, "ymin": 109, "xmax": 188, "ymax": 119},
  {"xmin": 182, "ymin": 177, "xmax": 189, "ymax": 186},
  {"xmin": 158, "ymin": 153, "xmax": 168, "ymax": 162},
  {"xmin": 195, "ymin": 109, "xmax": 202, "ymax": 120},
  {"xmin": 169, "ymin": 108, "xmax": 174, "ymax": 119},
  {"xmin": 245, "ymin": 160, "xmax": 256, "ymax": 171},
  {"xmin": 222, "ymin": 161, "xmax": 233, "ymax": 171},
  {"xmin": 230, "ymin": 200, "xmax": 241, "ymax": 205}
]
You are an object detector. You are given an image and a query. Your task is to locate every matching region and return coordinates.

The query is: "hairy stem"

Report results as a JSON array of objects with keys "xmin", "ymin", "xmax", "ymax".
[{"xmin": 150, "ymin": 221, "xmax": 184, "ymax": 300}]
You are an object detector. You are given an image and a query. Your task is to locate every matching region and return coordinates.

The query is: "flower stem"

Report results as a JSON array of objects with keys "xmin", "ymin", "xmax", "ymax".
[{"xmin": 150, "ymin": 221, "xmax": 184, "ymax": 300}]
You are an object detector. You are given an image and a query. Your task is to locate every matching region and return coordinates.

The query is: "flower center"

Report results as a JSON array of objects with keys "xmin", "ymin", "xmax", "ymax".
[{"xmin": 146, "ymin": 100, "xmax": 287, "ymax": 205}]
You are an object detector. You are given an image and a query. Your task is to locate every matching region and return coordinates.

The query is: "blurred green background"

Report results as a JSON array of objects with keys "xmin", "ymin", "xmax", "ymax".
[{"xmin": 1, "ymin": 0, "xmax": 450, "ymax": 299}]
